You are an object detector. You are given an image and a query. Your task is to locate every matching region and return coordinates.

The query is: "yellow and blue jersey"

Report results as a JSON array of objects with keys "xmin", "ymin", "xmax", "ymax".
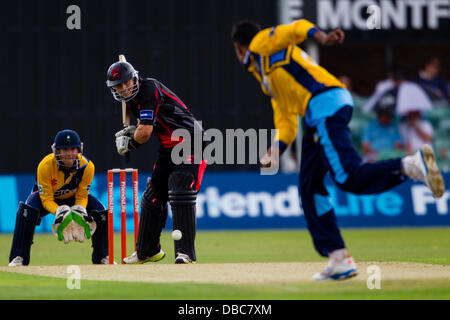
[
  {"xmin": 245, "ymin": 19, "xmax": 348, "ymax": 145},
  {"xmin": 36, "ymin": 153, "xmax": 95, "ymax": 214}
]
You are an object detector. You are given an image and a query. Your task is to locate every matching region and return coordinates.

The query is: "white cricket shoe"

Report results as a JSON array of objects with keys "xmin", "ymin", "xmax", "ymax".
[
  {"xmin": 123, "ymin": 250, "xmax": 165, "ymax": 264},
  {"xmin": 402, "ymin": 145, "xmax": 445, "ymax": 198},
  {"xmin": 175, "ymin": 253, "xmax": 195, "ymax": 264},
  {"xmin": 313, "ymin": 256, "xmax": 358, "ymax": 281},
  {"xmin": 8, "ymin": 256, "xmax": 24, "ymax": 267}
]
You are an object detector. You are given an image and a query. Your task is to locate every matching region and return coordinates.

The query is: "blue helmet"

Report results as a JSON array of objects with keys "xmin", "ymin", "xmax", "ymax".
[
  {"xmin": 52, "ymin": 129, "xmax": 82, "ymax": 149},
  {"xmin": 51, "ymin": 130, "xmax": 84, "ymax": 168}
]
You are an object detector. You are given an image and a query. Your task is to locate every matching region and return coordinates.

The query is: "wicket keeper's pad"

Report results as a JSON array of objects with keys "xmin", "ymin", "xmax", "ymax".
[
  {"xmin": 168, "ymin": 171, "xmax": 197, "ymax": 261},
  {"xmin": 9, "ymin": 202, "xmax": 40, "ymax": 265},
  {"xmin": 91, "ymin": 209, "xmax": 109, "ymax": 264}
]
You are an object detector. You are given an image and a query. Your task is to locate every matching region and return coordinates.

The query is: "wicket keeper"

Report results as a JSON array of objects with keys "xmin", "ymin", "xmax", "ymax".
[
  {"xmin": 231, "ymin": 19, "xmax": 445, "ymax": 280},
  {"xmin": 106, "ymin": 60, "xmax": 207, "ymax": 264},
  {"xmin": 8, "ymin": 129, "xmax": 109, "ymax": 266}
]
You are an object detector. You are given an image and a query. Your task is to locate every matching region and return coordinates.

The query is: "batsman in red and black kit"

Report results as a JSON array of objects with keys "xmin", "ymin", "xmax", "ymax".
[{"xmin": 106, "ymin": 60, "xmax": 207, "ymax": 264}]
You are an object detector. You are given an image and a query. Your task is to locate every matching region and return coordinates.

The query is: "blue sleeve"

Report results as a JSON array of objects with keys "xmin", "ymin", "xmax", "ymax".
[{"xmin": 307, "ymin": 27, "xmax": 319, "ymax": 38}]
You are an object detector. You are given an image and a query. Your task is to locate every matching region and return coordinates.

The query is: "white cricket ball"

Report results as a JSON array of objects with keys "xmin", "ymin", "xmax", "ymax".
[{"xmin": 172, "ymin": 229, "xmax": 182, "ymax": 241}]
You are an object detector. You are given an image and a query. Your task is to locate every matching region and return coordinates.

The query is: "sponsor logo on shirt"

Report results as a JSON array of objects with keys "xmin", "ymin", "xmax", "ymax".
[
  {"xmin": 140, "ymin": 110, "xmax": 154, "ymax": 121},
  {"xmin": 54, "ymin": 188, "xmax": 77, "ymax": 197}
]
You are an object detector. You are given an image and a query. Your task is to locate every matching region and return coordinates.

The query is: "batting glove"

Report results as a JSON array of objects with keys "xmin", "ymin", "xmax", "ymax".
[
  {"xmin": 115, "ymin": 125, "xmax": 136, "ymax": 138},
  {"xmin": 115, "ymin": 135, "xmax": 131, "ymax": 155}
]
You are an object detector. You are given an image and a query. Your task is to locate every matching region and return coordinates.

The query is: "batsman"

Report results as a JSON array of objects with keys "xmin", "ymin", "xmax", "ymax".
[
  {"xmin": 106, "ymin": 59, "xmax": 207, "ymax": 264},
  {"xmin": 8, "ymin": 129, "xmax": 109, "ymax": 266}
]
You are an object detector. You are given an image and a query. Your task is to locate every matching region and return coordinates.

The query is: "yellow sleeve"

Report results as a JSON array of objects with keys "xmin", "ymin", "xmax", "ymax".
[
  {"xmin": 37, "ymin": 160, "xmax": 59, "ymax": 215},
  {"xmin": 249, "ymin": 19, "xmax": 317, "ymax": 56},
  {"xmin": 272, "ymin": 99, "xmax": 298, "ymax": 146},
  {"xmin": 75, "ymin": 160, "xmax": 95, "ymax": 208}
]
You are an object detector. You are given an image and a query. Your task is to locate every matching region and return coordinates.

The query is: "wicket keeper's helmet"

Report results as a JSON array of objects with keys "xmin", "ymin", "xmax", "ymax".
[
  {"xmin": 106, "ymin": 61, "xmax": 140, "ymax": 102},
  {"xmin": 51, "ymin": 129, "xmax": 84, "ymax": 168}
]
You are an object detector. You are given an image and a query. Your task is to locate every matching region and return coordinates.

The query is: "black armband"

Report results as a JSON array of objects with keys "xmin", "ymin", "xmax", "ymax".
[{"xmin": 128, "ymin": 138, "xmax": 142, "ymax": 150}]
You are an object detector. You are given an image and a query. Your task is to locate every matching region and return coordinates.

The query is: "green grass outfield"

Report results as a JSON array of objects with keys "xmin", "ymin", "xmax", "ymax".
[{"xmin": 0, "ymin": 227, "xmax": 449, "ymax": 300}]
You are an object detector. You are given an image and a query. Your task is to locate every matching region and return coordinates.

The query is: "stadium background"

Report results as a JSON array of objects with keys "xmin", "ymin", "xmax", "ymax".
[{"xmin": 1, "ymin": 0, "xmax": 449, "ymax": 232}]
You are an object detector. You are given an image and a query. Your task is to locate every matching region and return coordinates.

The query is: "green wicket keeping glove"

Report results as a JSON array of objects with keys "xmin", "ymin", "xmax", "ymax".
[
  {"xmin": 51, "ymin": 205, "xmax": 75, "ymax": 244},
  {"xmin": 70, "ymin": 205, "xmax": 97, "ymax": 241}
]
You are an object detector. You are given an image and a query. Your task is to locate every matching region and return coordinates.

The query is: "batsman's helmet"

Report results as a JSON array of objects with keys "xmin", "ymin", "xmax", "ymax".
[
  {"xmin": 51, "ymin": 129, "xmax": 84, "ymax": 167},
  {"xmin": 106, "ymin": 61, "xmax": 140, "ymax": 102}
]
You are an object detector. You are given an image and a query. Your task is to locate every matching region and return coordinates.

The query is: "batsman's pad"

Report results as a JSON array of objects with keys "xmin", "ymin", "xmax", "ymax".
[
  {"xmin": 136, "ymin": 183, "xmax": 166, "ymax": 260},
  {"xmin": 90, "ymin": 209, "xmax": 108, "ymax": 264},
  {"xmin": 9, "ymin": 202, "xmax": 40, "ymax": 266},
  {"xmin": 168, "ymin": 171, "xmax": 197, "ymax": 261}
]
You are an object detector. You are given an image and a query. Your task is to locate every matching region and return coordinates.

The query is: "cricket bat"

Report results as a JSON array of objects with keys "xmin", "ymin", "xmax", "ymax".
[
  {"xmin": 119, "ymin": 54, "xmax": 130, "ymax": 127},
  {"xmin": 119, "ymin": 54, "xmax": 131, "ymax": 162}
]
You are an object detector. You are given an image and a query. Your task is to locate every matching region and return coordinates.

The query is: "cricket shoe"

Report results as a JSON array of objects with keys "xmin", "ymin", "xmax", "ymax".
[
  {"xmin": 8, "ymin": 256, "xmax": 24, "ymax": 267},
  {"xmin": 313, "ymin": 256, "xmax": 358, "ymax": 281},
  {"xmin": 402, "ymin": 145, "xmax": 445, "ymax": 198},
  {"xmin": 100, "ymin": 256, "xmax": 117, "ymax": 265},
  {"xmin": 175, "ymin": 253, "xmax": 195, "ymax": 264},
  {"xmin": 123, "ymin": 250, "xmax": 165, "ymax": 264}
]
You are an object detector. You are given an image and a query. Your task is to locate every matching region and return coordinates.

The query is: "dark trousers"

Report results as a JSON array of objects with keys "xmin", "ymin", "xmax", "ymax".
[{"xmin": 299, "ymin": 106, "xmax": 406, "ymax": 257}]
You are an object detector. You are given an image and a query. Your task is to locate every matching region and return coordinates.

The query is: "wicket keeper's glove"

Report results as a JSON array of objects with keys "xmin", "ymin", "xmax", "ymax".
[
  {"xmin": 52, "ymin": 205, "xmax": 76, "ymax": 244},
  {"xmin": 70, "ymin": 205, "xmax": 96, "ymax": 242}
]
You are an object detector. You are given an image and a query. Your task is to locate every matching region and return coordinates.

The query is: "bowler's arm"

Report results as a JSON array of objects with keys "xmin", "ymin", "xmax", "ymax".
[{"xmin": 313, "ymin": 28, "xmax": 345, "ymax": 46}]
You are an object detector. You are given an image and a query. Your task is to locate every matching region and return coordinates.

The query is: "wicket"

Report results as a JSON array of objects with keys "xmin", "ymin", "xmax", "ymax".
[{"xmin": 107, "ymin": 168, "xmax": 139, "ymax": 264}]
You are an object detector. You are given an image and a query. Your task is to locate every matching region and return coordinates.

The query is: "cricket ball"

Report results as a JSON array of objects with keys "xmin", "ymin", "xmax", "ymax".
[{"xmin": 172, "ymin": 229, "xmax": 182, "ymax": 241}]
